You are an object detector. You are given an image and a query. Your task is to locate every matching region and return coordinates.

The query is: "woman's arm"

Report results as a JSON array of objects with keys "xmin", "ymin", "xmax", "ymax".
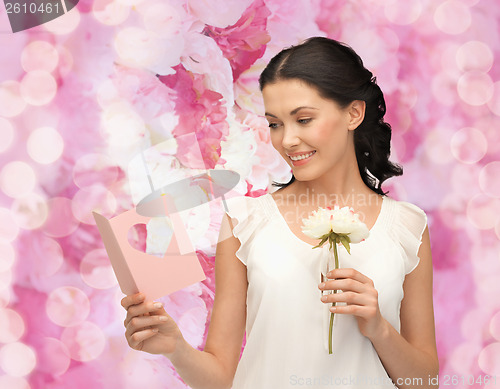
[
  {"xmin": 320, "ymin": 225, "xmax": 438, "ymax": 389},
  {"xmin": 123, "ymin": 211, "xmax": 247, "ymax": 389},
  {"xmin": 369, "ymin": 225, "xmax": 439, "ymax": 388},
  {"xmin": 167, "ymin": 212, "xmax": 248, "ymax": 389}
]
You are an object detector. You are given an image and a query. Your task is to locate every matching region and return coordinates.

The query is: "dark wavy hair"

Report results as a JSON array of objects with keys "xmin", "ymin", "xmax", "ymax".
[{"xmin": 259, "ymin": 36, "xmax": 402, "ymax": 196}]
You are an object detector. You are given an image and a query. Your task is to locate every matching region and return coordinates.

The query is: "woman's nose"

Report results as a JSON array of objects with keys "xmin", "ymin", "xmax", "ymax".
[{"xmin": 281, "ymin": 125, "xmax": 300, "ymax": 149}]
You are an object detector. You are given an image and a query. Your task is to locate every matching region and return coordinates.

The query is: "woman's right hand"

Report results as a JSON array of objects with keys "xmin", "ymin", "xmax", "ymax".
[{"xmin": 121, "ymin": 292, "xmax": 184, "ymax": 357}]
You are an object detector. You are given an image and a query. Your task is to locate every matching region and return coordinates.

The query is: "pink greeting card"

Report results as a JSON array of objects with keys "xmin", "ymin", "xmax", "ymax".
[{"xmin": 92, "ymin": 195, "xmax": 206, "ymax": 302}]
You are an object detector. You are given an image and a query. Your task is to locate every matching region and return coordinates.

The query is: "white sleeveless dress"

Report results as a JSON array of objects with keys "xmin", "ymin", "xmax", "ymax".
[{"xmin": 223, "ymin": 193, "xmax": 428, "ymax": 389}]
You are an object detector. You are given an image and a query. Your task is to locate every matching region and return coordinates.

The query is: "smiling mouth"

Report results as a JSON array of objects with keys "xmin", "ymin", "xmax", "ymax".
[{"xmin": 288, "ymin": 151, "xmax": 316, "ymax": 161}]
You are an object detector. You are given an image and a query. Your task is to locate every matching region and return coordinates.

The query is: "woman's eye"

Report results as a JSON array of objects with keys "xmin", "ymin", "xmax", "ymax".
[{"xmin": 268, "ymin": 119, "xmax": 310, "ymax": 129}]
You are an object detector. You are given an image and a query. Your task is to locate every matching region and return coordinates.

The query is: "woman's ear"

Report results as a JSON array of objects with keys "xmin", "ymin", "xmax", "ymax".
[{"xmin": 347, "ymin": 100, "xmax": 366, "ymax": 131}]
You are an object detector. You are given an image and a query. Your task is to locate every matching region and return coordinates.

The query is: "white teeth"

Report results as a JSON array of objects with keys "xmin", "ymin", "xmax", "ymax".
[{"xmin": 289, "ymin": 151, "xmax": 315, "ymax": 161}]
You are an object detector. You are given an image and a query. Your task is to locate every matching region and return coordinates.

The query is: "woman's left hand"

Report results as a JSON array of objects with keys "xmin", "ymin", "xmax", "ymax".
[{"xmin": 318, "ymin": 267, "xmax": 387, "ymax": 341}]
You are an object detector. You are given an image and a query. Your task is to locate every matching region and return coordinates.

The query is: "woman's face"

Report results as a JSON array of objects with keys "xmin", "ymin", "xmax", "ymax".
[{"xmin": 262, "ymin": 79, "xmax": 357, "ymax": 183}]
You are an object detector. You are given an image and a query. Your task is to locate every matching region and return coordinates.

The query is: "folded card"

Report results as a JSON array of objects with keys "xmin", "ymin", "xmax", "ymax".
[{"xmin": 92, "ymin": 195, "xmax": 206, "ymax": 302}]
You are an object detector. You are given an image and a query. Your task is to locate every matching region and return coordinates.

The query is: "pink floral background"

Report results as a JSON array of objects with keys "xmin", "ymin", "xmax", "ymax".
[{"xmin": 1, "ymin": 0, "xmax": 500, "ymax": 388}]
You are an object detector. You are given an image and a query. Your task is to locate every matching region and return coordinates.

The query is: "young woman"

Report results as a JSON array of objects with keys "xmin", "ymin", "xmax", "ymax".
[{"xmin": 121, "ymin": 37, "xmax": 439, "ymax": 389}]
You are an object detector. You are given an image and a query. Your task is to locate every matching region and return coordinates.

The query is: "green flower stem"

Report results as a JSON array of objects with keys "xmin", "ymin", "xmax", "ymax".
[{"xmin": 328, "ymin": 238, "xmax": 339, "ymax": 354}]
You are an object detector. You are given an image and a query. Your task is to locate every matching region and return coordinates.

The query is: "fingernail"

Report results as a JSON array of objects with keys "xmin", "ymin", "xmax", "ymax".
[
  {"xmin": 159, "ymin": 316, "xmax": 168, "ymax": 321},
  {"xmin": 138, "ymin": 293, "xmax": 145, "ymax": 299},
  {"xmin": 330, "ymin": 307, "xmax": 336, "ymax": 312},
  {"xmin": 319, "ymin": 282, "xmax": 325, "ymax": 288},
  {"xmin": 153, "ymin": 302, "xmax": 163, "ymax": 309},
  {"xmin": 321, "ymin": 296, "xmax": 328, "ymax": 302}
]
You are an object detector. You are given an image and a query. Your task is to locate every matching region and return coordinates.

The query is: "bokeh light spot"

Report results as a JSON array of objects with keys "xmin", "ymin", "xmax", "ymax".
[
  {"xmin": 95, "ymin": 79, "xmax": 119, "ymax": 108},
  {"xmin": 397, "ymin": 82, "xmax": 419, "ymax": 109},
  {"xmin": 80, "ymin": 249, "xmax": 118, "ymax": 289},
  {"xmin": 0, "ymin": 81, "xmax": 26, "ymax": 118},
  {"xmin": 0, "ymin": 376, "xmax": 30, "ymax": 389},
  {"xmin": 478, "ymin": 342, "xmax": 500, "ymax": 375},
  {"xmin": 439, "ymin": 193, "xmax": 467, "ymax": 230},
  {"xmin": 460, "ymin": 308, "xmax": 492, "ymax": 343},
  {"xmin": 0, "ymin": 342, "xmax": 36, "ymax": 377},
  {"xmin": 384, "ymin": 0, "xmax": 422, "ymax": 25},
  {"xmin": 0, "ymin": 269, "xmax": 12, "ymax": 291},
  {"xmin": 448, "ymin": 342, "xmax": 480, "ymax": 376},
  {"xmin": 20, "ymin": 71, "xmax": 57, "ymax": 106},
  {"xmin": 466, "ymin": 194, "xmax": 500, "ymax": 230},
  {"xmin": 439, "ymin": 42, "xmax": 461, "ymax": 77},
  {"xmin": 46, "ymin": 286, "xmax": 90, "ymax": 327},
  {"xmin": 0, "ymin": 241, "xmax": 15, "ymax": 272},
  {"xmin": 457, "ymin": 71, "xmax": 494, "ymax": 106},
  {"xmin": 450, "ymin": 127, "xmax": 487, "ymax": 164},
  {"xmin": 139, "ymin": 1, "xmax": 183, "ymax": 35},
  {"xmin": 0, "ymin": 118, "xmax": 15, "ymax": 153},
  {"xmin": 0, "ymin": 288, "xmax": 11, "ymax": 309},
  {"xmin": 92, "ymin": 0, "xmax": 131, "ymax": 25},
  {"xmin": 43, "ymin": 6, "xmax": 81, "ymax": 35},
  {"xmin": 490, "ymin": 311, "xmax": 500, "ymax": 342},
  {"xmin": 0, "ymin": 208, "xmax": 19, "ymax": 242},
  {"xmin": 450, "ymin": 163, "xmax": 482, "ymax": 201},
  {"xmin": 100, "ymin": 102, "xmax": 147, "ymax": 160},
  {"xmin": 496, "ymin": 220, "xmax": 500, "ymax": 241},
  {"xmin": 424, "ymin": 127, "xmax": 455, "ymax": 164},
  {"xmin": 431, "ymin": 72, "xmax": 458, "ymax": 106},
  {"xmin": 350, "ymin": 29, "xmax": 399, "ymax": 69},
  {"xmin": 434, "ymin": 0, "xmax": 471, "ymax": 35},
  {"xmin": 456, "ymin": 41, "xmax": 494, "ymax": 72},
  {"xmin": 0, "ymin": 308, "xmax": 25, "ymax": 343},
  {"xmin": 488, "ymin": 81, "xmax": 500, "ymax": 117},
  {"xmin": 476, "ymin": 116, "xmax": 500, "ymax": 155},
  {"xmin": 56, "ymin": 45, "xmax": 74, "ymax": 77},
  {"xmin": 399, "ymin": 111, "xmax": 412, "ymax": 133},
  {"xmin": 42, "ymin": 197, "xmax": 80, "ymax": 238},
  {"xmin": 21, "ymin": 41, "xmax": 59, "ymax": 73},
  {"xmin": 10, "ymin": 193, "xmax": 48, "ymax": 230},
  {"xmin": 60, "ymin": 321, "xmax": 106, "ymax": 362},
  {"xmin": 31, "ymin": 236, "xmax": 63, "ymax": 279},
  {"xmin": 72, "ymin": 153, "xmax": 120, "ymax": 189},
  {"xmin": 0, "ymin": 162, "xmax": 36, "ymax": 198},
  {"xmin": 71, "ymin": 185, "xmax": 117, "ymax": 224},
  {"xmin": 27, "ymin": 126, "xmax": 64, "ymax": 164},
  {"xmin": 479, "ymin": 162, "xmax": 500, "ymax": 198},
  {"xmin": 114, "ymin": 27, "xmax": 167, "ymax": 68},
  {"xmin": 391, "ymin": 133, "xmax": 406, "ymax": 162},
  {"xmin": 37, "ymin": 337, "xmax": 71, "ymax": 376},
  {"xmin": 22, "ymin": 104, "xmax": 60, "ymax": 132},
  {"xmin": 117, "ymin": 0, "xmax": 145, "ymax": 6},
  {"xmin": 100, "ymin": 102, "xmax": 146, "ymax": 139}
]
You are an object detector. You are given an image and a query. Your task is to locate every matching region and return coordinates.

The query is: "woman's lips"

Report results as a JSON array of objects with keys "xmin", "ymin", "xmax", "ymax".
[{"xmin": 289, "ymin": 150, "xmax": 316, "ymax": 165}]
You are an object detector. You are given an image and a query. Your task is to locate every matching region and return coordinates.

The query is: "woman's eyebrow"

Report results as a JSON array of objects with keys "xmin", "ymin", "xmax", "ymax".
[{"xmin": 265, "ymin": 106, "xmax": 319, "ymax": 118}]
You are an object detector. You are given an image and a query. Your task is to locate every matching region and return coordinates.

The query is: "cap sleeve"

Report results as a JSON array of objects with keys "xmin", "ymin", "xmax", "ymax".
[
  {"xmin": 395, "ymin": 201, "xmax": 428, "ymax": 275},
  {"xmin": 221, "ymin": 195, "xmax": 267, "ymax": 266}
]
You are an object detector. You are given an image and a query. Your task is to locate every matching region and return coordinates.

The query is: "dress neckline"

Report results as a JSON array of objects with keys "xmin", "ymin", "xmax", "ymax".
[{"xmin": 265, "ymin": 193, "xmax": 387, "ymax": 249}]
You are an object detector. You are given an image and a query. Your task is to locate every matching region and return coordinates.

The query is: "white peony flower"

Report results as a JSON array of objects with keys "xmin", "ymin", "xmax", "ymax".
[
  {"xmin": 301, "ymin": 204, "xmax": 369, "ymax": 251},
  {"xmin": 301, "ymin": 203, "xmax": 370, "ymax": 355},
  {"xmin": 301, "ymin": 207, "xmax": 332, "ymax": 239}
]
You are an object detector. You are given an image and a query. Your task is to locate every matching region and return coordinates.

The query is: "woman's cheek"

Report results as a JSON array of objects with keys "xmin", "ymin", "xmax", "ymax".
[{"xmin": 313, "ymin": 123, "xmax": 334, "ymax": 144}]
